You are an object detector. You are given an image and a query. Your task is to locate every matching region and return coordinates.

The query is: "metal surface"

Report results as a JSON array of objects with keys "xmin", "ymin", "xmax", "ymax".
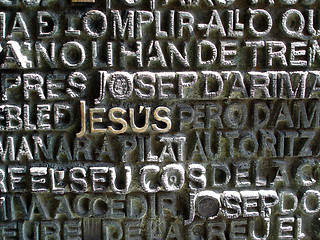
[{"xmin": 0, "ymin": 0, "xmax": 320, "ymax": 239}]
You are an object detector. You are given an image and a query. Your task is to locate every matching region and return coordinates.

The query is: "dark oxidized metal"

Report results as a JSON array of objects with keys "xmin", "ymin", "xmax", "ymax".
[
  {"xmin": 197, "ymin": 197, "xmax": 220, "ymax": 218},
  {"xmin": 1, "ymin": 0, "xmax": 320, "ymax": 239}
]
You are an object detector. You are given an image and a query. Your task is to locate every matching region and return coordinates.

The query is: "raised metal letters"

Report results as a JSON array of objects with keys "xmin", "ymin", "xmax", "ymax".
[{"xmin": 1, "ymin": 0, "xmax": 320, "ymax": 238}]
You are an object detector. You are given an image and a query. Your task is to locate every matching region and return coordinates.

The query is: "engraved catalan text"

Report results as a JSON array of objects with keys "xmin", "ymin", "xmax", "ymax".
[{"xmin": 2, "ymin": 0, "xmax": 320, "ymax": 239}]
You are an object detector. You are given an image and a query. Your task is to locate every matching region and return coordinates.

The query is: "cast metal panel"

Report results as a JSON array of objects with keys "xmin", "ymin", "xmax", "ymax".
[{"xmin": 0, "ymin": 0, "xmax": 319, "ymax": 239}]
